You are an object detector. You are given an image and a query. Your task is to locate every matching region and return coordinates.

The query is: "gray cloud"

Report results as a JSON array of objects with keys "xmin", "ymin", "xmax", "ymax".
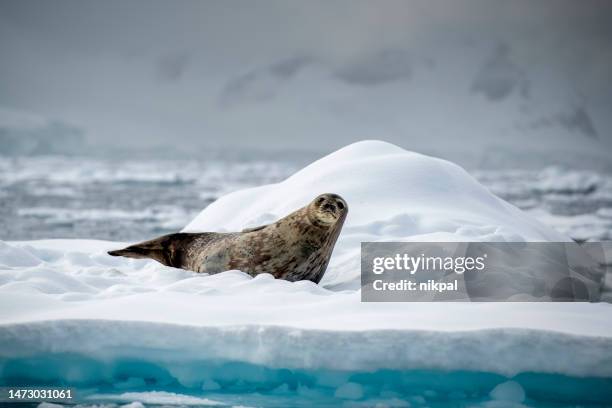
[
  {"xmin": 219, "ymin": 49, "xmax": 415, "ymax": 108},
  {"xmin": 471, "ymin": 44, "xmax": 527, "ymax": 101},
  {"xmin": 0, "ymin": 0, "xmax": 611, "ymax": 156},
  {"xmin": 269, "ymin": 56, "xmax": 313, "ymax": 80},
  {"xmin": 219, "ymin": 71, "xmax": 273, "ymax": 108},
  {"xmin": 218, "ymin": 56, "xmax": 314, "ymax": 108},
  {"xmin": 157, "ymin": 52, "xmax": 191, "ymax": 82},
  {"xmin": 333, "ymin": 49, "xmax": 412, "ymax": 86}
]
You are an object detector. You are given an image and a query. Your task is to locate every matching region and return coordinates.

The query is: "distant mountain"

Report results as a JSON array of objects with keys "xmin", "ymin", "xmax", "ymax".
[{"xmin": 0, "ymin": 120, "xmax": 87, "ymax": 156}]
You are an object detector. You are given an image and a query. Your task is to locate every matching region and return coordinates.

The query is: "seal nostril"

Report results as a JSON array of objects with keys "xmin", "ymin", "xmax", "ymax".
[{"xmin": 323, "ymin": 203, "xmax": 335, "ymax": 211}]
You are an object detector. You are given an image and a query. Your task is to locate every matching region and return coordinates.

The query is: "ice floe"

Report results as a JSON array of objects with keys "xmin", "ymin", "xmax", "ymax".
[{"xmin": 1, "ymin": 141, "xmax": 611, "ymax": 406}]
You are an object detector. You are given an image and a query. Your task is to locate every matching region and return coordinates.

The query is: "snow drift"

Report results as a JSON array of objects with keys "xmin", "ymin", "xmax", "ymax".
[
  {"xmin": 185, "ymin": 140, "xmax": 567, "ymax": 291},
  {"xmin": 1, "ymin": 141, "xmax": 611, "ymax": 406}
]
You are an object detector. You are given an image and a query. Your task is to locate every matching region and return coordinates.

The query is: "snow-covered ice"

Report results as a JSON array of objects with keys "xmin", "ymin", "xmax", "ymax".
[
  {"xmin": 185, "ymin": 140, "xmax": 567, "ymax": 291},
  {"xmin": 1, "ymin": 141, "xmax": 611, "ymax": 406}
]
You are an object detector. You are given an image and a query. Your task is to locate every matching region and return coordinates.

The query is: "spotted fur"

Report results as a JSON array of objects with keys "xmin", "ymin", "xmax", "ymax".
[{"xmin": 108, "ymin": 193, "xmax": 348, "ymax": 283}]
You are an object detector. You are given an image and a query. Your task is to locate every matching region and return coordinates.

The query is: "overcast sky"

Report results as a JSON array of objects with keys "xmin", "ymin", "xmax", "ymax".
[{"xmin": 1, "ymin": 0, "xmax": 611, "ymax": 156}]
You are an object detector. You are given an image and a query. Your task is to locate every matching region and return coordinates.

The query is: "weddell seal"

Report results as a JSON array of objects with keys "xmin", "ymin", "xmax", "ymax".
[{"xmin": 108, "ymin": 193, "xmax": 348, "ymax": 283}]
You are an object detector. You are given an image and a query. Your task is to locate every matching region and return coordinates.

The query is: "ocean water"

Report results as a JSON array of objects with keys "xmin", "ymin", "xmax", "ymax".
[
  {"xmin": 3, "ymin": 368, "xmax": 612, "ymax": 408},
  {"xmin": 1, "ymin": 155, "xmax": 611, "ymax": 243},
  {"xmin": 0, "ymin": 155, "xmax": 304, "ymax": 242}
]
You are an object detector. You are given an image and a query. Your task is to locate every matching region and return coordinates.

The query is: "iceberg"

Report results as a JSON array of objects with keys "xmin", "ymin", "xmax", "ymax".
[{"xmin": 1, "ymin": 141, "xmax": 611, "ymax": 406}]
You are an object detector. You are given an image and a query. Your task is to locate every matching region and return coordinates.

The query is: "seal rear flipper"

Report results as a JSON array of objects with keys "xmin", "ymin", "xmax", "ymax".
[{"xmin": 107, "ymin": 233, "xmax": 201, "ymax": 268}]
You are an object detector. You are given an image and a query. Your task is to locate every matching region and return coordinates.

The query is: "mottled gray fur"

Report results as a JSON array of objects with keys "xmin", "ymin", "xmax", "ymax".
[{"xmin": 108, "ymin": 193, "xmax": 348, "ymax": 283}]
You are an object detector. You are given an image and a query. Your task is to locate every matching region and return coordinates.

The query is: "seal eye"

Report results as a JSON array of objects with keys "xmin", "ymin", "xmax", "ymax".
[
  {"xmin": 316, "ymin": 197, "xmax": 325, "ymax": 205},
  {"xmin": 337, "ymin": 201, "xmax": 345, "ymax": 210}
]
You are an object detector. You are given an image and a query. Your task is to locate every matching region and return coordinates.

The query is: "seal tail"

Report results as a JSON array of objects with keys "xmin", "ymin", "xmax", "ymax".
[{"xmin": 108, "ymin": 233, "xmax": 198, "ymax": 268}]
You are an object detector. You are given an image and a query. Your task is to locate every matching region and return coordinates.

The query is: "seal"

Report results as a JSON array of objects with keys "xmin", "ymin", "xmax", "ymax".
[{"xmin": 108, "ymin": 193, "xmax": 348, "ymax": 283}]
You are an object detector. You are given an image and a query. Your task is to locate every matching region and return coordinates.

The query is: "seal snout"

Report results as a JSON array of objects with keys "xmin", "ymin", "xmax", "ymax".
[
  {"xmin": 310, "ymin": 193, "xmax": 348, "ymax": 226},
  {"xmin": 322, "ymin": 202, "xmax": 336, "ymax": 212}
]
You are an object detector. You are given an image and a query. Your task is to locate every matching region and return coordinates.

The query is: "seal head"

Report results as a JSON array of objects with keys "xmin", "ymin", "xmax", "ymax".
[{"xmin": 307, "ymin": 193, "xmax": 348, "ymax": 228}]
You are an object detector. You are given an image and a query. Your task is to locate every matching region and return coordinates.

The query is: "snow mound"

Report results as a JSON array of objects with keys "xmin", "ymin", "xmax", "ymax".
[{"xmin": 185, "ymin": 140, "xmax": 566, "ymax": 289}]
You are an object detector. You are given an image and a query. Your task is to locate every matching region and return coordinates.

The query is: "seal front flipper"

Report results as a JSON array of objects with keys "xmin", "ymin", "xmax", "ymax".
[
  {"xmin": 108, "ymin": 232, "xmax": 203, "ymax": 268},
  {"xmin": 241, "ymin": 224, "xmax": 268, "ymax": 233}
]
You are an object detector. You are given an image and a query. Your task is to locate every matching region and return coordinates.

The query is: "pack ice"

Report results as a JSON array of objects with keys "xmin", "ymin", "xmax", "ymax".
[{"xmin": 1, "ymin": 141, "xmax": 611, "ymax": 404}]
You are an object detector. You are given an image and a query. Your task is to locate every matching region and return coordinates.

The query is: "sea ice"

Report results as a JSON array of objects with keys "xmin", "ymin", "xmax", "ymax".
[
  {"xmin": 0, "ymin": 141, "xmax": 611, "ymax": 404},
  {"xmin": 489, "ymin": 380, "xmax": 526, "ymax": 402},
  {"xmin": 334, "ymin": 382, "xmax": 364, "ymax": 400}
]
